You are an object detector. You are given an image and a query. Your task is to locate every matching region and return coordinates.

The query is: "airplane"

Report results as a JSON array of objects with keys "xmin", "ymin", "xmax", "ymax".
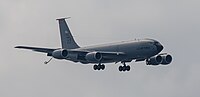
[{"xmin": 15, "ymin": 17, "xmax": 172, "ymax": 72}]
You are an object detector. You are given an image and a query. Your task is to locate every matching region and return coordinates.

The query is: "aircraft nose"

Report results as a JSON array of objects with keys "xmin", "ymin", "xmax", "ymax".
[{"xmin": 156, "ymin": 43, "xmax": 163, "ymax": 52}]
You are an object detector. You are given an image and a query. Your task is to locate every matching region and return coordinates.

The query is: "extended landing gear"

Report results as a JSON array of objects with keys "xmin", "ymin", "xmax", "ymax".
[
  {"xmin": 93, "ymin": 64, "xmax": 105, "ymax": 71},
  {"xmin": 118, "ymin": 62, "xmax": 130, "ymax": 72}
]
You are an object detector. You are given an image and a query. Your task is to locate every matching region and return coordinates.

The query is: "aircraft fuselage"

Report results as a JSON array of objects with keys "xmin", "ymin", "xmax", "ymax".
[{"xmin": 71, "ymin": 39, "xmax": 163, "ymax": 64}]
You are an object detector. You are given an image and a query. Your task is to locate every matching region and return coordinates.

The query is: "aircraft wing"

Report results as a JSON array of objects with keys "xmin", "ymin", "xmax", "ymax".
[
  {"xmin": 100, "ymin": 51, "xmax": 125, "ymax": 58},
  {"xmin": 15, "ymin": 46, "xmax": 126, "ymax": 56},
  {"xmin": 15, "ymin": 46, "xmax": 57, "ymax": 53},
  {"xmin": 15, "ymin": 46, "xmax": 126, "ymax": 61}
]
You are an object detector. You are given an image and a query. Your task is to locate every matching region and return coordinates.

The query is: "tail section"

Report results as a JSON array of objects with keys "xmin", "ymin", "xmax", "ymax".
[{"xmin": 57, "ymin": 18, "xmax": 80, "ymax": 49}]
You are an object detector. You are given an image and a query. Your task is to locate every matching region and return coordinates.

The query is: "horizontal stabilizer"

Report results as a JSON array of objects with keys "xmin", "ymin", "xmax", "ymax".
[
  {"xmin": 56, "ymin": 17, "xmax": 71, "ymax": 20},
  {"xmin": 15, "ymin": 46, "xmax": 56, "ymax": 53}
]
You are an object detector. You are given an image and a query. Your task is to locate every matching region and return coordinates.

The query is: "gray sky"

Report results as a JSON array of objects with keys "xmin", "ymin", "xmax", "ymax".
[{"xmin": 1, "ymin": 0, "xmax": 200, "ymax": 97}]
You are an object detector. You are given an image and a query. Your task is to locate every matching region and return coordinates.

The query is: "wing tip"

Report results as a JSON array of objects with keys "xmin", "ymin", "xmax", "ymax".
[
  {"xmin": 14, "ymin": 46, "xmax": 32, "ymax": 49},
  {"xmin": 14, "ymin": 46, "xmax": 22, "ymax": 48},
  {"xmin": 56, "ymin": 17, "xmax": 71, "ymax": 21}
]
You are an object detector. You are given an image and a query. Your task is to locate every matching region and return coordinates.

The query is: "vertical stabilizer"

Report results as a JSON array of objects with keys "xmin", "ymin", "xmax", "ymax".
[{"xmin": 57, "ymin": 18, "xmax": 80, "ymax": 49}]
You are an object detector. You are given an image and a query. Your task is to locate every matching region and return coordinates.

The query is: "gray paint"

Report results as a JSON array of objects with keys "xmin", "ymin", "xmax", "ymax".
[
  {"xmin": 77, "ymin": 39, "xmax": 158, "ymax": 60},
  {"xmin": 1, "ymin": 0, "xmax": 200, "ymax": 97},
  {"xmin": 57, "ymin": 18, "xmax": 80, "ymax": 49},
  {"xmin": 15, "ymin": 19, "xmax": 164, "ymax": 65}
]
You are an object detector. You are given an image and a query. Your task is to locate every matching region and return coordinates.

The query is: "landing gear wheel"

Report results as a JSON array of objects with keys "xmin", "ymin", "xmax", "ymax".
[
  {"xmin": 118, "ymin": 62, "xmax": 131, "ymax": 72},
  {"xmin": 122, "ymin": 66, "xmax": 126, "ymax": 71},
  {"xmin": 97, "ymin": 65, "xmax": 101, "ymax": 70},
  {"xmin": 119, "ymin": 66, "xmax": 123, "ymax": 71},
  {"xmin": 126, "ymin": 65, "xmax": 130, "ymax": 71},
  {"xmin": 93, "ymin": 65, "xmax": 98, "ymax": 70},
  {"xmin": 93, "ymin": 64, "xmax": 106, "ymax": 71},
  {"xmin": 100, "ymin": 64, "xmax": 105, "ymax": 70}
]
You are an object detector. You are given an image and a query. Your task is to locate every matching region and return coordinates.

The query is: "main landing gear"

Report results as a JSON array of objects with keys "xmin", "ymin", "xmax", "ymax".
[
  {"xmin": 118, "ymin": 62, "xmax": 130, "ymax": 72},
  {"xmin": 93, "ymin": 62, "xmax": 131, "ymax": 72},
  {"xmin": 93, "ymin": 63, "xmax": 105, "ymax": 70}
]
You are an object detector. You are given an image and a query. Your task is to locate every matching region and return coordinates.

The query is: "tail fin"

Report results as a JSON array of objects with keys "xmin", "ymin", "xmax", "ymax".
[{"xmin": 57, "ymin": 18, "xmax": 80, "ymax": 49}]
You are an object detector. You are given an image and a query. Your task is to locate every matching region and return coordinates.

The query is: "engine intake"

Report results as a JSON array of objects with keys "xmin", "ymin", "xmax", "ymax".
[
  {"xmin": 146, "ymin": 55, "xmax": 162, "ymax": 65},
  {"xmin": 160, "ymin": 54, "xmax": 172, "ymax": 65},
  {"xmin": 52, "ymin": 49, "xmax": 68, "ymax": 59},
  {"xmin": 85, "ymin": 52, "xmax": 102, "ymax": 62}
]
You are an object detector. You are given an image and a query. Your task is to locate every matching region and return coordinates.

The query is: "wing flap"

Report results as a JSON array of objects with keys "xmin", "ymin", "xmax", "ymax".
[{"xmin": 99, "ymin": 51, "xmax": 126, "ymax": 59}]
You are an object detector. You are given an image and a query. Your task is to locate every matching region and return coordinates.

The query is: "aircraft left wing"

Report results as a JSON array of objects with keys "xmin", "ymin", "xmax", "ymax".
[
  {"xmin": 15, "ymin": 46, "xmax": 57, "ymax": 53},
  {"xmin": 15, "ymin": 46, "xmax": 127, "ymax": 62},
  {"xmin": 15, "ymin": 46, "xmax": 126, "ymax": 57},
  {"xmin": 99, "ymin": 51, "xmax": 125, "ymax": 58}
]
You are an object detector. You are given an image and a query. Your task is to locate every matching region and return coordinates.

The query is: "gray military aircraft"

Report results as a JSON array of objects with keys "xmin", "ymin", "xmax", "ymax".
[{"xmin": 15, "ymin": 18, "xmax": 172, "ymax": 72}]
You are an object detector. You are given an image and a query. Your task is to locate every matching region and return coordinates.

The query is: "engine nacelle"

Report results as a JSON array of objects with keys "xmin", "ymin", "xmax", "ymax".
[
  {"xmin": 146, "ymin": 55, "xmax": 162, "ymax": 65},
  {"xmin": 85, "ymin": 52, "xmax": 102, "ymax": 62},
  {"xmin": 160, "ymin": 54, "xmax": 172, "ymax": 65},
  {"xmin": 52, "ymin": 49, "xmax": 68, "ymax": 59}
]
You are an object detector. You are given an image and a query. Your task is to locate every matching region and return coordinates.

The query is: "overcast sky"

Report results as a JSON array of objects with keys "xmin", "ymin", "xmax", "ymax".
[{"xmin": 1, "ymin": 0, "xmax": 200, "ymax": 97}]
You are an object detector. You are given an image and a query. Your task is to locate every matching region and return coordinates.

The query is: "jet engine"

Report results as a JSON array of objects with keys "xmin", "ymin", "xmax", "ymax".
[
  {"xmin": 160, "ymin": 54, "xmax": 172, "ymax": 65},
  {"xmin": 85, "ymin": 52, "xmax": 102, "ymax": 62},
  {"xmin": 146, "ymin": 55, "xmax": 162, "ymax": 65},
  {"xmin": 52, "ymin": 49, "xmax": 68, "ymax": 59}
]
